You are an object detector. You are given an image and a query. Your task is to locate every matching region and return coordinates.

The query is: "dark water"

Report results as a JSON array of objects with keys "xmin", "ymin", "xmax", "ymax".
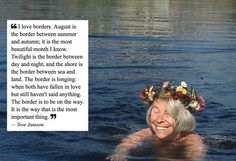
[{"xmin": 0, "ymin": 0, "xmax": 236, "ymax": 160}]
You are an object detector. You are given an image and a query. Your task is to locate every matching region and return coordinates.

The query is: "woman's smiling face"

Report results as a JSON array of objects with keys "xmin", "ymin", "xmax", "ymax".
[{"xmin": 150, "ymin": 99, "xmax": 177, "ymax": 140}]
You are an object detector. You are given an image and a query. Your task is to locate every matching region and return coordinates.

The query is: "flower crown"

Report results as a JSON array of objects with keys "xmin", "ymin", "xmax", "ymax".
[{"xmin": 139, "ymin": 81, "xmax": 205, "ymax": 112}]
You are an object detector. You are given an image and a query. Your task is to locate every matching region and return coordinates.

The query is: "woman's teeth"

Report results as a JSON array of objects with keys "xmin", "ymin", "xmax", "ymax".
[{"xmin": 156, "ymin": 126, "xmax": 167, "ymax": 130}]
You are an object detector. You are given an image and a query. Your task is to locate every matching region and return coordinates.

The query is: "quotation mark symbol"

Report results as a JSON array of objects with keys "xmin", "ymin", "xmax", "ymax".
[
  {"xmin": 50, "ymin": 114, "xmax": 57, "ymax": 119},
  {"xmin": 11, "ymin": 23, "xmax": 17, "ymax": 29}
]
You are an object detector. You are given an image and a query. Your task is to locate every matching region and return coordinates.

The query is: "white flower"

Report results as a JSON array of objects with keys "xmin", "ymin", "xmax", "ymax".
[
  {"xmin": 190, "ymin": 100, "xmax": 200, "ymax": 110},
  {"xmin": 176, "ymin": 86, "xmax": 182, "ymax": 92},
  {"xmin": 181, "ymin": 81, "xmax": 187, "ymax": 88}
]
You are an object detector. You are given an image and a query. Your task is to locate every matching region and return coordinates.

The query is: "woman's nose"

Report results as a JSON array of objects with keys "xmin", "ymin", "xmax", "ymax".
[{"xmin": 156, "ymin": 114, "xmax": 165, "ymax": 123}]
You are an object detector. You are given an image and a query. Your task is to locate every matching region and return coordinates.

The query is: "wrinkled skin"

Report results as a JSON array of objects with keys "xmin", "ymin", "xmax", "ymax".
[{"xmin": 150, "ymin": 99, "xmax": 179, "ymax": 141}]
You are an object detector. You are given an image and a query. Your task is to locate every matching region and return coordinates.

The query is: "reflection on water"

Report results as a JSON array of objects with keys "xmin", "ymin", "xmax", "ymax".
[
  {"xmin": 1, "ymin": 0, "xmax": 236, "ymax": 38},
  {"xmin": 0, "ymin": 0, "xmax": 236, "ymax": 161}
]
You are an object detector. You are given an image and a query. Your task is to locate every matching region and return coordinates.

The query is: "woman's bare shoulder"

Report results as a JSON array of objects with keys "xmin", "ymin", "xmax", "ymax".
[
  {"xmin": 133, "ymin": 128, "xmax": 152, "ymax": 135},
  {"xmin": 125, "ymin": 128, "xmax": 152, "ymax": 142},
  {"xmin": 182, "ymin": 132, "xmax": 204, "ymax": 144}
]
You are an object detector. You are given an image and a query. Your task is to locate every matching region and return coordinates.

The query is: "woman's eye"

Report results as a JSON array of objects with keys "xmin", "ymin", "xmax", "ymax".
[
  {"xmin": 164, "ymin": 112, "xmax": 171, "ymax": 117},
  {"xmin": 152, "ymin": 108, "xmax": 159, "ymax": 114}
]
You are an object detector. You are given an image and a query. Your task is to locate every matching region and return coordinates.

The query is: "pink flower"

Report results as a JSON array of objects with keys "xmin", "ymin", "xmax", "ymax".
[
  {"xmin": 139, "ymin": 91, "xmax": 146, "ymax": 100},
  {"xmin": 162, "ymin": 81, "xmax": 170, "ymax": 89},
  {"xmin": 196, "ymin": 96, "xmax": 205, "ymax": 112}
]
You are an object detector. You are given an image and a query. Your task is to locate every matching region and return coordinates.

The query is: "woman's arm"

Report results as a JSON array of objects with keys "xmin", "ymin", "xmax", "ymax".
[{"xmin": 107, "ymin": 128, "xmax": 152, "ymax": 161}]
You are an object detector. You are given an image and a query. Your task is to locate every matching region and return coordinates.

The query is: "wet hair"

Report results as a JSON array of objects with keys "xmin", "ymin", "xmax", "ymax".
[{"xmin": 146, "ymin": 97, "xmax": 196, "ymax": 133}]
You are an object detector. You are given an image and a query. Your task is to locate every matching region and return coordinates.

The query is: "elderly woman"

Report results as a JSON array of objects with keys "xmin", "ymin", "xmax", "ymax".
[{"xmin": 107, "ymin": 81, "xmax": 206, "ymax": 161}]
